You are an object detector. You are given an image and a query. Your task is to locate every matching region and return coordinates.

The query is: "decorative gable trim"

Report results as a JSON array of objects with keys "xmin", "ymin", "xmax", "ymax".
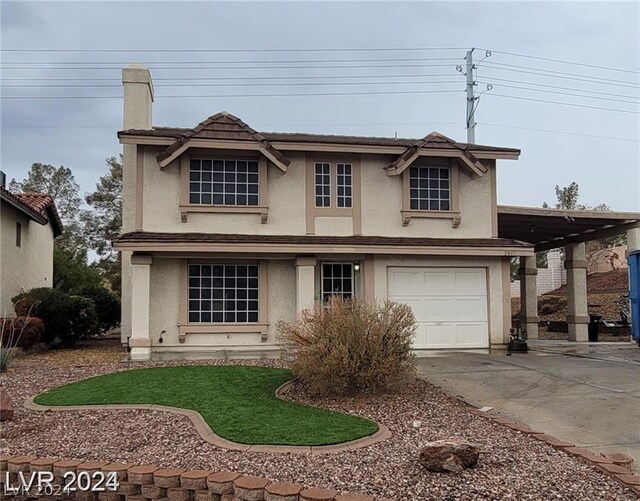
[
  {"xmin": 385, "ymin": 132, "xmax": 488, "ymax": 177},
  {"xmin": 156, "ymin": 112, "xmax": 291, "ymax": 172}
]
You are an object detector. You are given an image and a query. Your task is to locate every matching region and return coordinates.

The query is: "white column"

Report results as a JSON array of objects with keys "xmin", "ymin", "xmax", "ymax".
[
  {"xmin": 627, "ymin": 224, "xmax": 640, "ymax": 252},
  {"xmin": 565, "ymin": 243, "xmax": 589, "ymax": 342},
  {"xmin": 295, "ymin": 257, "xmax": 317, "ymax": 313},
  {"xmin": 130, "ymin": 254, "xmax": 152, "ymax": 360},
  {"xmin": 518, "ymin": 255, "xmax": 539, "ymax": 339}
]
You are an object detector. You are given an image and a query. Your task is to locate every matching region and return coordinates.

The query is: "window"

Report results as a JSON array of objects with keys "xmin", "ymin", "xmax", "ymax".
[
  {"xmin": 16, "ymin": 222, "xmax": 22, "ymax": 247},
  {"xmin": 321, "ymin": 263, "xmax": 354, "ymax": 300},
  {"xmin": 336, "ymin": 163, "xmax": 353, "ymax": 208},
  {"xmin": 408, "ymin": 166, "xmax": 451, "ymax": 211},
  {"xmin": 315, "ymin": 162, "xmax": 353, "ymax": 208},
  {"xmin": 315, "ymin": 163, "xmax": 331, "ymax": 207},
  {"xmin": 188, "ymin": 264, "xmax": 259, "ymax": 323},
  {"xmin": 189, "ymin": 159, "xmax": 259, "ymax": 206}
]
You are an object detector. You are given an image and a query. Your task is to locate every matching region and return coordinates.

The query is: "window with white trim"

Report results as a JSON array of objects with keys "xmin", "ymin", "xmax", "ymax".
[
  {"xmin": 314, "ymin": 163, "xmax": 331, "ymax": 207},
  {"xmin": 409, "ymin": 166, "xmax": 451, "ymax": 211},
  {"xmin": 321, "ymin": 263, "xmax": 354, "ymax": 300},
  {"xmin": 336, "ymin": 163, "xmax": 353, "ymax": 208},
  {"xmin": 188, "ymin": 264, "xmax": 259, "ymax": 323},
  {"xmin": 189, "ymin": 159, "xmax": 259, "ymax": 206}
]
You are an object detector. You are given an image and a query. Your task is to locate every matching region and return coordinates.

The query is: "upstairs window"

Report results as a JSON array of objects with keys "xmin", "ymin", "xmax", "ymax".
[
  {"xmin": 189, "ymin": 159, "xmax": 259, "ymax": 206},
  {"xmin": 409, "ymin": 166, "xmax": 451, "ymax": 211},
  {"xmin": 336, "ymin": 163, "xmax": 353, "ymax": 208},
  {"xmin": 314, "ymin": 163, "xmax": 331, "ymax": 207},
  {"xmin": 314, "ymin": 162, "xmax": 352, "ymax": 208}
]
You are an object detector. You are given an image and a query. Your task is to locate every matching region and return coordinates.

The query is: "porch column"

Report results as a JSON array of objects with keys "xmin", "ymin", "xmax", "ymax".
[
  {"xmin": 130, "ymin": 254, "xmax": 152, "ymax": 360},
  {"xmin": 627, "ymin": 223, "xmax": 640, "ymax": 252},
  {"xmin": 565, "ymin": 243, "xmax": 589, "ymax": 342},
  {"xmin": 295, "ymin": 256, "xmax": 316, "ymax": 313},
  {"xmin": 518, "ymin": 255, "xmax": 539, "ymax": 339}
]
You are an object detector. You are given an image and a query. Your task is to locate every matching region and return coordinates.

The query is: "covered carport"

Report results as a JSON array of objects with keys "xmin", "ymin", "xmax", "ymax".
[{"xmin": 497, "ymin": 205, "xmax": 640, "ymax": 341}]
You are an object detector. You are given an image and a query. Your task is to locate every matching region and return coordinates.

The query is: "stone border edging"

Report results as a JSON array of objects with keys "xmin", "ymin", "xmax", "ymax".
[
  {"xmin": 0, "ymin": 454, "xmax": 393, "ymax": 501},
  {"xmin": 470, "ymin": 409, "xmax": 640, "ymax": 497},
  {"xmin": 23, "ymin": 380, "xmax": 390, "ymax": 455}
]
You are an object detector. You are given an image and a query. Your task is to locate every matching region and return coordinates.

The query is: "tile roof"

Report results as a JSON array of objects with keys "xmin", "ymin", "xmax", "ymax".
[
  {"xmin": 119, "ymin": 126, "xmax": 520, "ymax": 154},
  {"xmin": 0, "ymin": 187, "xmax": 63, "ymax": 236},
  {"xmin": 156, "ymin": 112, "xmax": 291, "ymax": 167},
  {"xmin": 113, "ymin": 231, "xmax": 531, "ymax": 249}
]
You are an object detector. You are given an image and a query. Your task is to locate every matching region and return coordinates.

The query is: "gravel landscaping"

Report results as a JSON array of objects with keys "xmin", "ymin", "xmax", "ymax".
[{"xmin": 1, "ymin": 338, "xmax": 637, "ymax": 500}]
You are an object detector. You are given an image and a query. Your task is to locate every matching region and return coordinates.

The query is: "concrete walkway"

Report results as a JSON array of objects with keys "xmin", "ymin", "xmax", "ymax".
[{"xmin": 416, "ymin": 341, "xmax": 640, "ymax": 472}]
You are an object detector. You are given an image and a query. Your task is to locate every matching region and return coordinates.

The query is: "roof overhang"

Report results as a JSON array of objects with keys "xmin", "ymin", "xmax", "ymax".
[
  {"xmin": 0, "ymin": 190, "xmax": 63, "ymax": 237},
  {"xmin": 113, "ymin": 232, "xmax": 533, "ymax": 257},
  {"xmin": 384, "ymin": 147, "xmax": 489, "ymax": 177},
  {"xmin": 498, "ymin": 205, "xmax": 640, "ymax": 253}
]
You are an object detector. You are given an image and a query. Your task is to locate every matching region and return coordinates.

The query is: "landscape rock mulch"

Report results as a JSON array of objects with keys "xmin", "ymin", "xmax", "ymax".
[{"xmin": 0, "ymin": 339, "xmax": 636, "ymax": 500}]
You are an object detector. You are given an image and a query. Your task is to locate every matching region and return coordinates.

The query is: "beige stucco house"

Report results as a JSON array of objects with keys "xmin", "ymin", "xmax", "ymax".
[
  {"xmin": 0, "ymin": 183, "xmax": 62, "ymax": 315},
  {"xmin": 115, "ymin": 65, "xmax": 535, "ymax": 361}
]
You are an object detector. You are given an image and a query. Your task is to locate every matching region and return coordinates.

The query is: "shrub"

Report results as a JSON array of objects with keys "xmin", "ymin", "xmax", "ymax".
[
  {"xmin": 277, "ymin": 297, "xmax": 417, "ymax": 396},
  {"xmin": 0, "ymin": 316, "xmax": 45, "ymax": 350},
  {"xmin": 12, "ymin": 288, "xmax": 99, "ymax": 347},
  {"xmin": 74, "ymin": 285, "xmax": 120, "ymax": 333}
]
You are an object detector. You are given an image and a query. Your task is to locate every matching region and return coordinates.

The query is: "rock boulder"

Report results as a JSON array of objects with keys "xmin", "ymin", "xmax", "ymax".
[{"xmin": 419, "ymin": 439, "xmax": 479, "ymax": 473}]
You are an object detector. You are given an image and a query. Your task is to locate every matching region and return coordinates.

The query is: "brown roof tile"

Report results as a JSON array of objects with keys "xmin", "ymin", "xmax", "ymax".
[
  {"xmin": 113, "ymin": 231, "xmax": 531, "ymax": 249},
  {"xmin": 0, "ymin": 187, "xmax": 63, "ymax": 236},
  {"xmin": 119, "ymin": 126, "xmax": 519, "ymax": 154}
]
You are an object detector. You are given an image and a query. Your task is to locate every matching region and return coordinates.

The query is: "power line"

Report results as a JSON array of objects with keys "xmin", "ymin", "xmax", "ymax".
[
  {"xmin": 0, "ymin": 47, "xmax": 466, "ymax": 53},
  {"xmin": 0, "ymin": 57, "xmax": 464, "ymax": 65},
  {"xmin": 477, "ymin": 81, "xmax": 639, "ymax": 105},
  {"xmin": 481, "ymin": 76, "xmax": 640, "ymax": 100},
  {"xmin": 478, "ymin": 64, "xmax": 640, "ymax": 90},
  {"xmin": 479, "ymin": 48, "xmax": 640, "ymax": 75},
  {"xmin": 481, "ymin": 61, "xmax": 640, "ymax": 86},
  {"xmin": 0, "ymin": 63, "xmax": 460, "ymax": 71},
  {"xmin": 487, "ymin": 93, "xmax": 640, "ymax": 114},
  {"xmin": 0, "ymin": 79, "xmax": 462, "ymax": 89},
  {"xmin": 479, "ymin": 122, "xmax": 640, "ymax": 142},
  {"xmin": 0, "ymin": 89, "xmax": 465, "ymax": 100}
]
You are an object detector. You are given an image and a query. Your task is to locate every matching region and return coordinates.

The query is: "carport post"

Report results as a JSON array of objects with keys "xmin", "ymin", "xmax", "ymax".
[
  {"xmin": 518, "ymin": 255, "xmax": 539, "ymax": 339},
  {"xmin": 565, "ymin": 243, "xmax": 589, "ymax": 342}
]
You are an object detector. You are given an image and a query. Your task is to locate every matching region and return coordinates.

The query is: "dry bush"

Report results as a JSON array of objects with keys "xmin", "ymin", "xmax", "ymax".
[
  {"xmin": 277, "ymin": 297, "xmax": 417, "ymax": 396},
  {"xmin": 0, "ymin": 317, "xmax": 44, "ymax": 350}
]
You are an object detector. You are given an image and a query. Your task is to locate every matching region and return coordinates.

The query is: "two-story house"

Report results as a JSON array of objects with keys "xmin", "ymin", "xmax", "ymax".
[
  {"xmin": 0, "ymin": 179, "xmax": 62, "ymax": 315},
  {"xmin": 114, "ymin": 65, "xmax": 533, "ymax": 360}
]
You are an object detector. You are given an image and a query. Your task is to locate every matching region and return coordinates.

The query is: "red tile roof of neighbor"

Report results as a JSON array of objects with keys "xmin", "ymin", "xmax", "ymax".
[{"xmin": 0, "ymin": 187, "xmax": 63, "ymax": 237}]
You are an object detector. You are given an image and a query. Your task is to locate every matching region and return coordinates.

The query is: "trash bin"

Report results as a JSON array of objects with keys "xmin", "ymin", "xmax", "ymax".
[{"xmin": 589, "ymin": 314, "xmax": 602, "ymax": 342}]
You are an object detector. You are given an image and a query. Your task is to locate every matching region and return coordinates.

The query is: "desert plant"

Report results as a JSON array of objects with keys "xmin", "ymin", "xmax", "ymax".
[
  {"xmin": 0, "ymin": 304, "xmax": 43, "ymax": 371},
  {"xmin": 277, "ymin": 297, "xmax": 417, "ymax": 396},
  {"xmin": 74, "ymin": 285, "xmax": 120, "ymax": 333},
  {"xmin": 12, "ymin": 288, "xmax": 99, "ymax": 347}
]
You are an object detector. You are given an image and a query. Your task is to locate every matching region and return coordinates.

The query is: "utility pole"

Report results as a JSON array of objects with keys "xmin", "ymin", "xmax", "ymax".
[{"xmin": 465, "ymin": 49, "xmax": 476, "ymax": 144}]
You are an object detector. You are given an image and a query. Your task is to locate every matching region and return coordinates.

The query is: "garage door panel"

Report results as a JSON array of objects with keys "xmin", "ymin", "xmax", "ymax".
[
  {"xmin": 424, "ymin": 271, "xmax": 455, "ymax": 294},
  {"xmin": 455, "ymin": 298, "xmax": 487, "ymax": 321},
  {"xmin": 388, "ymin": 267, "xmax": 488, "ymax": 349},
  {"xmin": 454, "ymin": 271, "xmax": 485, "ymax": 295},
  {"xmin": 388, "ymin": 271, "xmax": 425, "ymax": 295},
  {"xmin": 456, "ymin": 324, "xmax": 487, "ymax": 346}
]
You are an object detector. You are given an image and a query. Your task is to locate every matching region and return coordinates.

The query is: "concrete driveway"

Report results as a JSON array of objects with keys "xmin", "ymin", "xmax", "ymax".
[{"xmin": 416, "ymin": 341, "xmax": 640, "ymax": 472}]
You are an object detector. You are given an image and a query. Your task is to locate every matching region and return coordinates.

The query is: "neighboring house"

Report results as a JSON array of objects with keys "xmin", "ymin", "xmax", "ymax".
[
  {"xmin": 114, "ymin": 66, "xmax": 534, "ymax": 360},
  {"xmin": 0, "ymin": 180, "xmax": 63, "ymax": 315}
]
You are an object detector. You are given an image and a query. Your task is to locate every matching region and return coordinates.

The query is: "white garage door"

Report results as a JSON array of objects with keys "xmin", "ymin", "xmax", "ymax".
[{"xmin": 388, "ymin": 267, "xmax": 488, "ymax": 349}]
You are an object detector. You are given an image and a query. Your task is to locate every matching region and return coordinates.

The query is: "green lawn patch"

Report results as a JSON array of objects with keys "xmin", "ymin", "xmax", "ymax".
[{"xmin": 34, "ymin": 365, "xmax": 378, "ymax": 446}]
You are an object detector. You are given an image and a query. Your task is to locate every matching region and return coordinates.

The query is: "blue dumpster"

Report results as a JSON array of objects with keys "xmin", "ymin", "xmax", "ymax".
[{"xmin": 629, "ymin": 250, "xmax": 640, "ymax": 344}]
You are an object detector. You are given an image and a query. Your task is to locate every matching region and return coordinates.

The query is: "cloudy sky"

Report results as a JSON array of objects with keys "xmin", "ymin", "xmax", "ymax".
[{"xmin": 1, "ymin": 1, "xmax": 639, "ymax": 211}]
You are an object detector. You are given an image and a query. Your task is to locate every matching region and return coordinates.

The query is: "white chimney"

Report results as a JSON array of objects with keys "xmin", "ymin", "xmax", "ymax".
[{"xmin": 122, "ymin": 64, "xmax": 154, "ymax": 130}]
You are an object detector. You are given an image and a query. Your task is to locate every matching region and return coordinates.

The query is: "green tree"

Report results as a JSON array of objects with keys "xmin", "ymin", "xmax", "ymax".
[
  {"xmin": 80, "ymin": 156, "xmax": 123, "ymax": 292},
  {"xmin": 9, "ymin": 163, "xmax": 86, "ymax": 253},
  {"xmin": 53, "ymin": 246, "xmax": 102, "ymax": 293}
]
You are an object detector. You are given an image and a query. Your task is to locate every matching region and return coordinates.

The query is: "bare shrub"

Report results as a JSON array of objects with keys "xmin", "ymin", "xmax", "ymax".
[{"xmin": 277, "ymin": 297, "xmax": 417, "ymax": 396}]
